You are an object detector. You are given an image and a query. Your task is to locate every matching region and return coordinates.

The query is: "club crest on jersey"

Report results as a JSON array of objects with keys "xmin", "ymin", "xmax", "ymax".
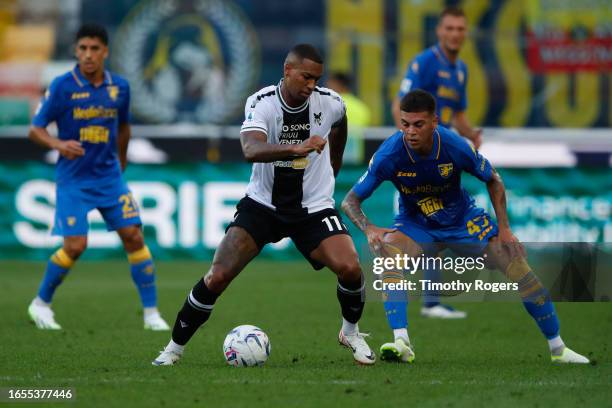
[
  {"xmin": 438, "ymin": 163, "xmax": 453, "ymax": 178},
  {"xmin": 111, "ymin": 0, "xmax": 259, "ymax": 124},
  {"xmin": 314, "ymin": 112, "xmax": 322, "ymax": 125},
  {"xmin": 107, "ymin": 86, "xmax": 119, "ymax": 101}
]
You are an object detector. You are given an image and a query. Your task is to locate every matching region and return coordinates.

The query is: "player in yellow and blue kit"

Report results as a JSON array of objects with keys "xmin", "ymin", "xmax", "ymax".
[
  {"xmin": 392, "ymin": 7, "xmax": 483, "ymax": 318},
  {"xmin": 342, "ymin": 90, "xmax": 589, "ymax": 364},
  {"xmin": 27, "ymin": 23, "xmax": 169, "ymax": 331},
  {"xmin": 392, "ymin": 7, "xmax": 482, "ymax": 148}
]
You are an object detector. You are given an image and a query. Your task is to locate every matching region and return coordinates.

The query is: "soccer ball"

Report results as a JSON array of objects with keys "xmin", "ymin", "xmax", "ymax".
[{"xmin": 223, "ymin": 324, "xmax": 271, "ymax": 367}]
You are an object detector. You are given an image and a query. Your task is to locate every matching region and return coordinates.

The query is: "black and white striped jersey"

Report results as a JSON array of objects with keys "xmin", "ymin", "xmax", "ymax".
[{"xmin": 240, "ymin": 80, "xmax": 346, "ymax": 215}]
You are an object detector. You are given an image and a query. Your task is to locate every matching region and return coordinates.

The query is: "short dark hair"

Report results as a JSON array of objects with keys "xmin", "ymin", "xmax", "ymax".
[
  {"xmin": 400, "ymin": 89, "xmax": 436, "ymax": 115},
  {"xmin": 286, "ymin": 43, "xmax": 323, "ymax": 64},
  {"xmin": 76, "ymin": 23, "xmax": 108, "ymax": 45},
  {"xmin": 439, "ymin": 6, "xmax": 466, "ymax": 21},
  {"xmin": 329, "ymin": 72, "xmax": 352, "ymax": 88}
]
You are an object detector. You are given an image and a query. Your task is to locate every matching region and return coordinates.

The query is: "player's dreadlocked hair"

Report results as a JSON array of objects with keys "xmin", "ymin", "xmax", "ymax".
[
  {"xmin": 286, "ymin": 44, "xmax": 323, "ymax": 65},
  {"xmin": 76, "ymin": 23, "xmax": 108, "ymax": 45},
  {"xmin": 400, "ymin": 89, "xmax": 437, "ymax": 115}
]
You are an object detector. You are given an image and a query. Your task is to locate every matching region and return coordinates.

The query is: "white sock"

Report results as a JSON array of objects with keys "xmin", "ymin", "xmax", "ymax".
[
  {"xmin": 342, "ymin": 318, "xmax": 358, "ymax": 335},
  {"xmin": 166, "ymin": 339, "xmax": 184, "ymax": 354},
  {"xmin": 393, "ymin": 328, "xmax": 409, "ymax": 343},
  {"xmin": 33, "ymin": 297, "xmax": 51, "ymax": 307},
  {"xmin": 548, "ymin": 335, "xmax": 565, "ymax": 352},
  {"xmin": 143, "ymin": 307, "xmax": 160, "ymax": 318}
]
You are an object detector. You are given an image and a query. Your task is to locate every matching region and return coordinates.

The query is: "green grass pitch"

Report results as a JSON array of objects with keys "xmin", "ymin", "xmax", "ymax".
[{"xmin": 0, "ymin": 261, "xmax": 610, "ymax": 407}]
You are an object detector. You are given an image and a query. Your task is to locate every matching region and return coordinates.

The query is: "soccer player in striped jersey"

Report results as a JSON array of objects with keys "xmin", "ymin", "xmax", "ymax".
[{"xmin": 153, "ymin": 44, "xmax": 375, "ymax": 366}]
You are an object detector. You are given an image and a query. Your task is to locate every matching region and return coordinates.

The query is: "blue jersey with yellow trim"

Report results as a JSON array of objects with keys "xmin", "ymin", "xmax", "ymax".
[
  {"xmin": 32, "ymin": 65, "xmax": 130, "ymax": 187},
  {"xmin": 398, "ymin": 44, "xmax": 467, "ymax": 128},
  {"xmin": 352, "ymin": 126, "xmax": 493, "ymax": 228}
]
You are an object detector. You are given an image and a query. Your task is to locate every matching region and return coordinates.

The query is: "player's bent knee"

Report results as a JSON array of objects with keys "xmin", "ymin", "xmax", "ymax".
[
  {"xmin": 63, "ymin": 238, "xmax": 87, "ymax": 259},
  {"xmin": 204, "ymin": 262, "xmax": 239, "ymax": 294},
  {"xmin": 504, "ymin": 257, "xmax": 531, "ymax": 283},
  {"xmin": 332, "ymin": 259, "xmax": 363, "ymax": 283},
  {"xmin": 382, "ymin": 233, "xmax": 422, "ymax": 258},
  {"xmin": 119, "ymin": 227, "xmax": 145, "ymax": 252}
]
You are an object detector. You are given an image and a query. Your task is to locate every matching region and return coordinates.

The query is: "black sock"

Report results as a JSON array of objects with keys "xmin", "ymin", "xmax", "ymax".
[
  {"xmin": 337, "ymin": 277, "xmax": 365, "ymax": 324},
  {"xmin": 172, "ymin": 279, "xmax": 219, "ymax": 345}
]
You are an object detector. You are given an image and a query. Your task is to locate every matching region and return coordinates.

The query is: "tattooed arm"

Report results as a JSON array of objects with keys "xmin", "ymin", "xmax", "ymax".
[{"xmin": 342, "ymin": 189, "xmax": 395, "ymax": 251}]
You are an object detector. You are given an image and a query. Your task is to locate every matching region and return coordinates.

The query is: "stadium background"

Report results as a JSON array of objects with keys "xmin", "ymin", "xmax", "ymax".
[{"xmin": 0, "ymin": 0, "xmax": 609, "ymax": 262}]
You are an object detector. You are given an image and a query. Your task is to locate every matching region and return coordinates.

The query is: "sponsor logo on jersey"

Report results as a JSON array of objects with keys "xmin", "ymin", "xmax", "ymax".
[
  {"xmin": 437, "ymin": 86, "xmax": 459, "ymax": 101},
  {"xmin": 71, "ymin": 92, "xmax": 90, "ymax": 100},
  {"xmin": 67, "ymin": 216, "xmax": 76, "ymax": 226},
  {"xmin": 73, "ymin": 106, "xmax": 117, "ymax": 120},
  {"xmin": 438, "ymin": 70, "xmax": 450, "ymax": 79},
  {"xmin": 112, "ymin": 0, "xmax": 259, "ymax": 124},
  {"xmin": 417, "ymin": 196, "xmax": 444, "ymax": 217},
  {"xmin": 273, "ymin": 158, "xmax": 309, "ymax": 169},
  {"xmin": 281, "ymin": 123, "xmax": 310, "ymax": 132},
  {"xmin": 397, "ymin": 171, "xmax": 416, "ymax": 177},
  {"xmin": 280, "ymin": 122, "xmax": 310, "ymax": 141},
  {"xmin": 79, "ymin": 126, "xmax": 110, "ymax": 144},
  {"xmin": 438, "ymin": 163, "xmax": 454, "ymax": 178},
  {"xmin": 314, "ymin": 112, "xmax": 322, "ymax": 125},
  {"xmin": 292, "ymin": 157, "xmax": 309, "ymax": 170}
]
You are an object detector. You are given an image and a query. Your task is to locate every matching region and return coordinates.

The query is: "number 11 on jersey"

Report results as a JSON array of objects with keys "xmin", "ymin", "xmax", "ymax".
[{"xmin": 322, "ymin": 215, "xmax": 343, "ymax": 232}]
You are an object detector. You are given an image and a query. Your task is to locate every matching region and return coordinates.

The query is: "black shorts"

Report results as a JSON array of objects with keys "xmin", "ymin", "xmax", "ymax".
[{"xmin": 226, "ymin": 196, "xmax": 350, "ymax": 270}]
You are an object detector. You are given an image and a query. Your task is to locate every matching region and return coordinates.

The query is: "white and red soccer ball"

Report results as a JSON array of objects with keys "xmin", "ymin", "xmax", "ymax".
[{"xmin": 223, "ymin": 324, "xmax": 271, "ymax": 367}]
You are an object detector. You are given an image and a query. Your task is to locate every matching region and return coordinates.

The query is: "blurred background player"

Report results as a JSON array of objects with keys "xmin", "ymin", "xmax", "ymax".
[
  {"xmin": 342, "ymin": 89, "xmax": 589, "ymax": 364},
  {"xmin": 392, "ymin": 6, "xmax": 482, "ymax": 148},
  {"xmin": 326, "ymin": 72, "xmax": 371, "ymax": 164},
  {"xmin": 26, "ymin": 23, "xmax": 169, "ymax": 331},
  {"xmin": 152, "ymin": 44, "xmax": 375, "ymax": 366},
  {"xmin": 391, "ymin": 6, "xmax": 482, "ymax": 319}
]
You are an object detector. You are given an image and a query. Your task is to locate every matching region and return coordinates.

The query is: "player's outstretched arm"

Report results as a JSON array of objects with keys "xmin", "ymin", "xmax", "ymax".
[
  {"xmin": 328, "ymin": 114, "xmax": 347, "ymax": 177},
  {"xmin": 117, "ymin": 123, "xmax": 130, "ymax": 171},
  {"xmin": 342, "ymin": 189, "xmax": 395, "ymax": 252},
  {"xmin": 28, "ymin": 126, "xmax": 84, "ymax": 160},
  {"xmin": 486, "ymin": 168, "xmax": 525, "ymax": 259},
  {"xmin": 240, "ymin": 130, "xmax": 325, "ymax": 163}
]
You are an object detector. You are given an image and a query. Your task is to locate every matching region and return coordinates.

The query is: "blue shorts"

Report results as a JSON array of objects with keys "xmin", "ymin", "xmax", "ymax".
[
  {"xmin": 52, "ymin": 179, "xmax": 142, "ymax": 236},
  {"xmin": 392, "ymin": 206, "xmax": 498, "ymax": 255}
]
